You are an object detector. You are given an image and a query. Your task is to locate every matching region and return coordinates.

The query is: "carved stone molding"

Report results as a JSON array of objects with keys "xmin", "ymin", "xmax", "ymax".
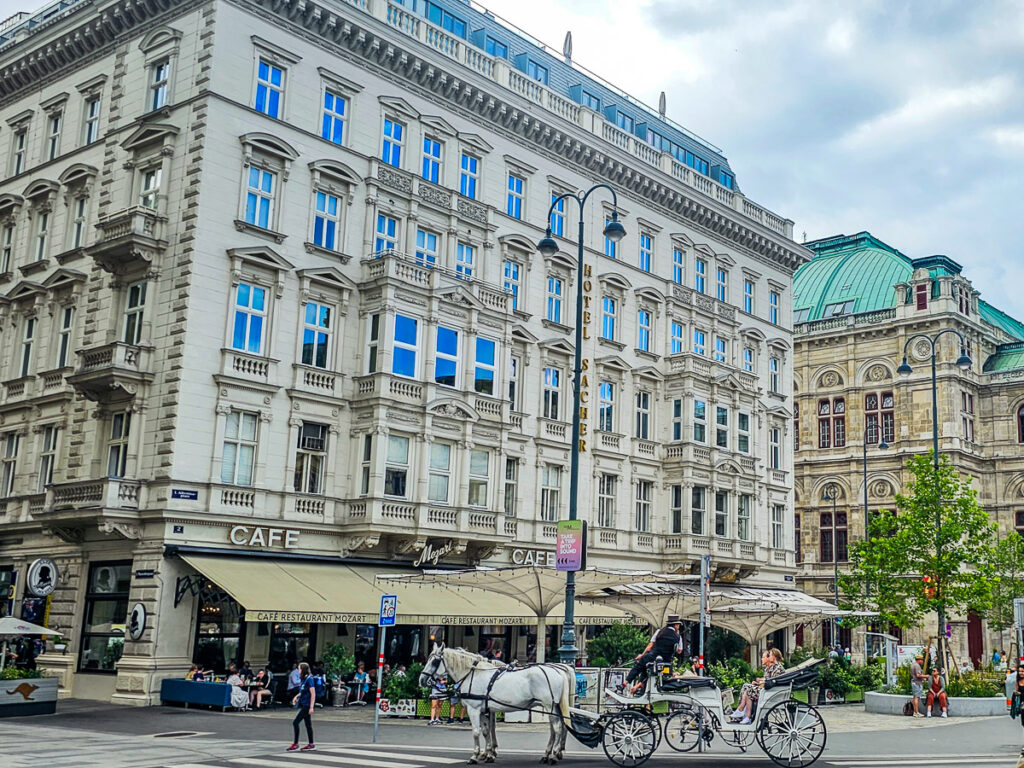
[{"xmin": 99, "ymin": 521, "xmax": 141, "ymax": 540}]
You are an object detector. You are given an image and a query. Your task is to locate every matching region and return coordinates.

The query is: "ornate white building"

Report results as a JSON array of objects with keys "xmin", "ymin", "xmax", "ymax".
[{"xmin": 0, "ymin": 0, "xmax": 806, "ymax": 703}]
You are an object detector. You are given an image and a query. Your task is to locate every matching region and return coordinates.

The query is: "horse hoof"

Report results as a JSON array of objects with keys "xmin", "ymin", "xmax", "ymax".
[
  {"xmin": 484, "ymin": 758, "xmax": 494, "ymax": 764},
  {"xmin": 468, "ymin": 761, "xmax": 478, "ymax": 766}
]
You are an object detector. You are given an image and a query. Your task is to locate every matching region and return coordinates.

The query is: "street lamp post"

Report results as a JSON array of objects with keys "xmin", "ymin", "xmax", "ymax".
[
  {"xmin": 863, "ymin": 426, "xmax": 888, "ymax": 661},
  {"xmin": 823, "ymin": 484, "xmax": 840, "ymax": 644},
  {"xmin": 537, "ymin": 185, "xmax": 625, "ymax": 665},
  {"xmin": 896, "ymin": 330, "xmax": 972, "ymax": 672}
]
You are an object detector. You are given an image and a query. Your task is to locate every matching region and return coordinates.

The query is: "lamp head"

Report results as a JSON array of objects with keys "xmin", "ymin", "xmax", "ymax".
[
  {"xmin": 602, "ymin": 212, "xmax": 626, "ymax": 243},
  {"xmin": 896, "ymin": 357, "xmax": 913, "ymax": 377},
  {"xmin": 879, "ymin": 439, "xmax": 889, "ymax": 450},
  {"xmin": 956, "ymin": 349, "xmax": 973, "ymax": 371},
  {"xmin": 536, "ymin": 228, "xmax": 559, "ymax": 257}
]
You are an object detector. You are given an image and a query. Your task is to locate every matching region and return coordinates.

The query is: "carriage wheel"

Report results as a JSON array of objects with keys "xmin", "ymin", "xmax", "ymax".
[
  {"xmin": 756, "ymin": 699, "xmax": 827, "ymax": 768},
  {"xmin": 601, "ymin": 710, "xmax": 659, "ymax": 768},
  {"xmin": 664, "ymin": 705, "xmax": 706, "ymax": 752}
]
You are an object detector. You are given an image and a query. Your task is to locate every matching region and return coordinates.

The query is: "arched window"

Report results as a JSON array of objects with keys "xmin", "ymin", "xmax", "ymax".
[{"xmin": 1018, "ymin": 404, "xmax": 1024, "ymax": 443}]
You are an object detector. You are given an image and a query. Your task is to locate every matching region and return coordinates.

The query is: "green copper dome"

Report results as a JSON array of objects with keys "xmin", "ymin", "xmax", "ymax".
[{"xmin": 793, "ymin": 232, "xmax": 912, "ymax": 323}]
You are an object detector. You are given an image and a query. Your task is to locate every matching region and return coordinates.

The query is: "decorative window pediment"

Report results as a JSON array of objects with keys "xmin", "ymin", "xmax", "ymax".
[
  {"xmin": 504, "ymin": 154, "xmax": 537, "ymax": 176},
  {"xmin": 75, "ymin": 74, "xmax": 107, "ymax": 97},
  {"xmin": 636, "ymin": 217, "xmax": 662, "ymax": 234},
  {"xmin": 499, "ymin": 234, "xmax": 535, "ymax": 257},
  {"xmin": 544, "ymin": 251, "xmax": 576, "ymax": 275},
  {"xmin": 317, "ymin": 66, "xmax": 363, "ymax": 95},
  {"xmin": 694, "ymin": 243, "xmax": 715, "ymax": 259},
  {"xmin": 297, "ymin": 266, "xmax": 356, "ymax": 313},
  {"xmin": 227, "ymin": 246, "xmax": 294, "ymax": 297},
  {"xmin": 739, "ymin": 326, "xmax": 766, "ymax": 342},
  {"xmin": 632, "ymin": 365, "xmax": 664, "ymax": 383},
  {"xmin": 422, "ymin": 115, "xmax": 457, "ymax": 137},
  {"xmin": 58, "ymin": 163, "xmax": 98, "ymax": 188},
  {"xmin": 716, "ymin": 252, "xmax": 736, "ymax": 268},
  {"xmin": 599, "ymin": 272, "xmax": 632, "ymax": 294},
  {"xmin": 379, "ymin": 95, "xmax": 419, "ymax": 120},
  {"xmin": 511, "ymin": 324, "xmax": 539, "ymax": 344},
  {"xmin": 766, "ymin": 337, "xmax": 791, "ymax": 352},
  {"xmin": 6, "ymin": 109, "xmax": 32, "ymax": 128},
  {"xmin": 240, "ymin": 132, "xmax": 298, "ymax": 177},
  {"xmin": 538, "ymin": 337, "xmax": 575, "ymax": 358},
  {"xmin": 437, "ymin": 284, "xmax": 488, "ymax": 312},
  {"xmin": 139, "ymin": 26, "xmax": 183, "ymax": 54},
  {"xmin": 634, "ymin": 285, "xmax": 665, "ymax": 306},
  {"xmin": 121, "ymin": 122, "xmax": 179, "ymax": 153},
  {"xmin": 460, "ymin": 132, "xmax": 493, "ymax": 155},
  {"xmin": 596, "ymin": 354, "xmax": 632, "ymax": 373},
  {"xmin": 251, "ymin": 34, "xmax": 302, "ymax": 65},
  {"xmin": 741, "ymin": 266, "xmax": 762, "ymax": 280},
  {"xmin": 42, "ymin": 268, "xmax": 86, "ymax": 292},
  {"xmin": 24, "ymin": 179, "xmax": 58, "ymax": 212},
  {"xmin": 426, "ymin": 397, "xmax": 479, "ymax": 421},
  {"xmin": 309, "ymin": 159, "xmax": 361, "ymax": 200},
  {"xmin": 6, "ymin": 280, "xmax": 45, "ymax": 303},
  {"xmin": 670, "ymin": 232, "xmax": 693, "ymax": 249},
  {"xmin": 0, "ymin": 194, "xmax": 24, "ymax": 220},
  {"xmin": 40, "ymin": 92, "xmax": 69, "ymax": 115}
]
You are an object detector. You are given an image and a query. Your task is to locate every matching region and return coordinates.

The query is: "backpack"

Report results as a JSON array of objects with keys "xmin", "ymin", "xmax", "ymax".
[
  {"xmin": 312, "ymin": 675, "xmax": 327, "ymax": 701},
  {"xmin": 902, "ymin": 700, "xmax": 915, "ymax": 717}
]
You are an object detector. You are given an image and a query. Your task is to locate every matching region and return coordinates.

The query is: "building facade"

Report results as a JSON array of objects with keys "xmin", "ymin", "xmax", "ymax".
[
  {"xmin": 0, "ymin": 0, "xmax": 805, "ymax": 703},
  {"xmin": 793, "ymin": 232, "xmax": 1024, "ymax": 662}
]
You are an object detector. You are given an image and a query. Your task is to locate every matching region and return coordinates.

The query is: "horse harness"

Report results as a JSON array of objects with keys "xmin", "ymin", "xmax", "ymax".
[{"xmin": 435, "ymin": 657, "xmax": 564, "ymax": 719}]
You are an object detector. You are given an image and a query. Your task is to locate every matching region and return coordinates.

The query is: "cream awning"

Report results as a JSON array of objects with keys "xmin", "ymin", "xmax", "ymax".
[{"xmin": 178, "ymin": 554, "xmax": 633, "ymax": 626}]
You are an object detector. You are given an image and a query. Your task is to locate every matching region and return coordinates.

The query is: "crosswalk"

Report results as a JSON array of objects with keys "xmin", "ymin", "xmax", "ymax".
[{"xmin": 167, "ymin": 746, "xmax": 466, "ymax": 768}]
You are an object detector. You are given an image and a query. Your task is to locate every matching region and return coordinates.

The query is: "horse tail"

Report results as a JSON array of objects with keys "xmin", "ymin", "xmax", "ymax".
[{"xmin": 558, "ymin": 664, "xmax": 574, "ymax": 721}]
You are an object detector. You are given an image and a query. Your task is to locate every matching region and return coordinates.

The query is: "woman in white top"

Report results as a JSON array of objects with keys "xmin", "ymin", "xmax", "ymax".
[{"xmin": 225, "ymin": 664, "xmax": 250, "ymax": 710}]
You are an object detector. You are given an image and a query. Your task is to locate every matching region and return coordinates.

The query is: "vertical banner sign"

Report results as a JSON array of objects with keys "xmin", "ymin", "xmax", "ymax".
[
  {"xmin": 1014, "ymin": 598, "xmax": 1024, "ymax": 662},
  {"xmin": 373, "ymin": 595, "xmax": 398, "ymax": 743},
  {"xmin": 578, "ymin": 263, "xmax": 594, "ymax": 453},
  {"xmin": 556, "ymin": 520, "xmax": 586, "ymax": 572}
]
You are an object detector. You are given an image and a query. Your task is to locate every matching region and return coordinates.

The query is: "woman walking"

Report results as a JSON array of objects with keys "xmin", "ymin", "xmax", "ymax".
[{"xmin": 287, "ymin": 662, "xmax": 316, "ymax": 752}]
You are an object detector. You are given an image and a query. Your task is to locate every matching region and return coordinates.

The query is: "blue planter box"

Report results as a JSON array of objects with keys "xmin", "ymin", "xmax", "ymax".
[{"xmin": 160, "ymin": 679, "xmax": 232, "ymax": 710}]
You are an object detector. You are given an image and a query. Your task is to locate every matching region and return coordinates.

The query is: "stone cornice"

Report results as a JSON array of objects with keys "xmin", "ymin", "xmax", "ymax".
[{"xmin": 224, "ymin": 0, "xmax": 808, "ymax": 276}]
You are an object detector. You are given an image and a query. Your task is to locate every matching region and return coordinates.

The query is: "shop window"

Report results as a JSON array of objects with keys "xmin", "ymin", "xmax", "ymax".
[
  {"xmin": 268, "ymin": 622, "xmax": 317, "ymax": 674},
  {"xmin": 78, "ymin": 562, "xmax": 131, "ymax": 673},
  {"xmin": 194, "ymin": 594, "xmax": 245, "ymax": 675}
]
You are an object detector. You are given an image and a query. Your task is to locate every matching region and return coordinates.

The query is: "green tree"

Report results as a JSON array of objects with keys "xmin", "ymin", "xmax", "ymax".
[
  {"xmin": 705, "ymin": 627, "xmax": 748, "ymax": 666},
  {"xmin": 839, "ymin": 454, "xmax": 997, "ymax": 663},
  {"xmin": 985, "ymin": 533, "xmax": 1024, "ymax": 633},
  {"xmin": 587, "ymin": 622, "xmax": 649, "ymax": 667}
]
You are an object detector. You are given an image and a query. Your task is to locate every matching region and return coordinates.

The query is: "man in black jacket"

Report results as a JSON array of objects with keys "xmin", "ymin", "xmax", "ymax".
[{"xmin": 622, "ymin": 614, "xmax": 683, "ymax": 693}]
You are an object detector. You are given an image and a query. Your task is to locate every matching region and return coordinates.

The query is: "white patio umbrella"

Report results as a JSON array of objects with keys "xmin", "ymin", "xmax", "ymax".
[
  {"xmin": 376, "ymin": 566, "xmax": 667, "ymax": 661},
  {"xmin": 0, "ymin": 617, "xmax": 62, "ymax": 671}
]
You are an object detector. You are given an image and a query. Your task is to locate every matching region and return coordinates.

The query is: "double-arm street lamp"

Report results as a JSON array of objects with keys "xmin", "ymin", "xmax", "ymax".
[
  {"xmin": 537, "ymin": 185, "xmax": 625, "ymax": 665},
  {"xmin": 896, "ymin": 329, "xmax": 972, "ymax": 671}
]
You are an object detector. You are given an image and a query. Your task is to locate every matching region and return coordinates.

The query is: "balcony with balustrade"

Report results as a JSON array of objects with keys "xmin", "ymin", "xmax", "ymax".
[
  {"xmin": 339, "ymin": 497, "xmax": 512, "ymax": 550},
  {"xmin": 67, "ymin": 341, "xmax": 154, "ymax": 402},
  {"xmin": 32, "ymin": 477, "xmax": 147, "ymax": 540},
  {"xmin": 85, "ymin": 205, "xmax": 168, "ymax": 275}
]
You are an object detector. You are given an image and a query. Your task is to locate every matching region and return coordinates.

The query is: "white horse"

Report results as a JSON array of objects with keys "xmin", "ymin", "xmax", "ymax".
[{"xmin": 420, "ymin": 644, "xmax": 574, "ymax": 765}]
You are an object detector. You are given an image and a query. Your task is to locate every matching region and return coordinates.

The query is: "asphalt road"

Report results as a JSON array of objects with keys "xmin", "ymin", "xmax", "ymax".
[{"xmin": 0, "ymin": 700, "xmax": 1021, "ymax": 768}]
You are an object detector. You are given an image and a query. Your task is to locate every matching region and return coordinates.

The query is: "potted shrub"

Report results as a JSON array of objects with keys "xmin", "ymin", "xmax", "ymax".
[
  {"xmin": 322, "ymin": 642, "xmax": 356, "ymax": 706},
  {"xmin": 0, "ymin": 668, "xmax": 57, "ymax": 717},
  {"xmin": 379, "ymin": 662, "xmax": 424, "ymax": 718}
]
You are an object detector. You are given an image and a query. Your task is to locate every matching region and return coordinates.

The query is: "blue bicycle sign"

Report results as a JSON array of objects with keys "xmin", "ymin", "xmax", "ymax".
[{"xmin": 379, "ymin": 594, "xmax": 397, "ymax": 627}]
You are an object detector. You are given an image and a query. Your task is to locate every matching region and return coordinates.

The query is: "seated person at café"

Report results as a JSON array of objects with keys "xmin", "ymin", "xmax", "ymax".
[
  {"xmin": 225, "ymin": 664, "xmax": 250, "ymax": 710},
  {"xmin": 350, "ymin": 661, "xmax": 370, "ymax": 704},
  {"xmin": 189, "ymin": 664, "xmax": 207, "ymax": 682},
  {"xmin": 239, "ymin": 660, "xmax": 254, "ymax": 681},
  {"xmin": 248, "ymin": 668, "xmax": 273, "ymax": 710},
  {"xmin": 287, "ymin": 663, "xmax": 302, "ymax": 701}
]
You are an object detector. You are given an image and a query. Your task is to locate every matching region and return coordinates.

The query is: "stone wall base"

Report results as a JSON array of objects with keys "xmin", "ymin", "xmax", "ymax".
[{"xmin": 864, "ymin": 690, "xmax": 1007, "ymax": 717}]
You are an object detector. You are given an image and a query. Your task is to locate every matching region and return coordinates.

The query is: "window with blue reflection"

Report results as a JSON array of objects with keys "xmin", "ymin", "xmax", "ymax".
[
  {"xmin": 435, "ymin": 326, "xmax": 459, "ymax": 387},
  {"xmin": 302, "ymin": 301, "xmax": 332, "ymax": 369},
  {"xmin": 422, "ymin": 137, "xmax": 441, "ymax": 183},
  {"xmin": 381, "ymin": 119, "xmax": 404, "ymax": 167},
  {"xmin": 321, "ymin": 90, "xmax": 346, "ymax": 145},
  {"xmin": 232, "ymin": 283, "xmax": 266, "ymax": 355},
  {"xmin": 550, "ymin": 193, "xmax": 564, "ymax": 236},
  {"xmin": 485, "ymin": 37, "xmax": 507, "ymax": 58},
  {"xmin": 255, "ymin": 60, "xmax": 283, "ymax": 118},
  {"xmin": 616, "ymin": 111, "xmax": 634, "ymax": 133},
  {"xmin": 375, "ymin": 214, "xmax": 397, "ymax": 254},
  {"xmin": 392, "ymin": 314, "xmax": 418, "ymax": 378},
  {"xmin": 425, "ymin": 2, "xmax": 466, "ymax": 37},
  {"xmin": 244, "ymin": 167, "xmax": 274, "ymax": 229},
  {"xmin": 475, "ymin": 337, "xmax": 496, "ymax": 394},
  {"xmin": 581, "ymin": 89, "xmax": 601, "ymax": 111},
  {"xmin": 460, "ymin": 154, "xmax": 478, "ymax": 199},
  {"xmin": 527, "ymin": 60, "xmax": 548, "ymax": 85},
  {"xmin": 507, "ymin": 173, "xmax": 524, "ymax": 219},
  {"xmin": 312, "ymin": 191, "xmax": 340, "ymax": 251}
]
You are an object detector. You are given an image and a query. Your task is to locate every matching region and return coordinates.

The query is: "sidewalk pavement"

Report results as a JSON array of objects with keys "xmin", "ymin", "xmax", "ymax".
[{"xmin": 246, "ymin": 700, "xmax": 1004, "ymax": 734}]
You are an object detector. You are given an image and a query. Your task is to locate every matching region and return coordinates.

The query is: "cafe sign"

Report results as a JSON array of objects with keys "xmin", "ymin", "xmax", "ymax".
[
  {"xmin": 229, "ymin": 525, "xmax": 300, "ymax": 549},
  {"xmin": 511, "ymin": 548, "xmax": 555, "ymax": 568}
]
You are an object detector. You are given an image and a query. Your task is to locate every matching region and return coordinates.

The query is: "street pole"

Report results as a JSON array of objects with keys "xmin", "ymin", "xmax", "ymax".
[
  {"xmin": 699, "ymin": 554, "xmax": 709, "ymax": 676},
  {"xmin": 863, "ymin": 425, "xmax": 887, "ymax": 661},
  {"xmin": 372, "ymin": 625, "xmax": 386, "ymax": 742},
  {"xmin": 897, "ymin": 330, "xmax": 972, "ymax": 674},
  {"xmin": 537, "ymin": 186, "xmax": 624, "ymax": 666}
]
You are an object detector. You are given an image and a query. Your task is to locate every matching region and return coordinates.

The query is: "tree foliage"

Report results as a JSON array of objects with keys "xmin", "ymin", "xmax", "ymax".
[
  {"xmin": 838, "ymin": 454, "xmax": 997, "ymax": 634},
  {"xmin": 587, "ymin": 622, "xmax": 649, "ymax": 667},
  {"xmin": 985, "ymin": 533, "xmax": 1024, "ymax": 632}
]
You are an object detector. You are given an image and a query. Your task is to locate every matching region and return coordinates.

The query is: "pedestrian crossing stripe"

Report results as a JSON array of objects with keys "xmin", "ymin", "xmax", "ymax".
[{"xmin": 317, "ymin": 747, "xmax": 461, "ymax": 763}]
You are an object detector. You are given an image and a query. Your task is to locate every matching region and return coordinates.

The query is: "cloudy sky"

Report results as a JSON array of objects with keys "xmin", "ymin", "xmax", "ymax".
[
  {"xmin": 481, "ymin": 0, "xmax": 1024, "ymax": 318},
  {"xmin": 6, "ymin": 0, "xmax": 1023, "ymax": 316}
]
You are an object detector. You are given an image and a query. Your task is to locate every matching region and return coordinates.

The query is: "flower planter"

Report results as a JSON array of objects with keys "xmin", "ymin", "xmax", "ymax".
[
  {"xmin": 377, "ymin": 697, "xmax": 417, "ymax": 717},
  {"xmin": 864, "ymin": 690, "xmax": 1007, "ymax": 717},
  {"xmin": 0, "ymin": 676, "xmax": 58, "ymax": 717}
]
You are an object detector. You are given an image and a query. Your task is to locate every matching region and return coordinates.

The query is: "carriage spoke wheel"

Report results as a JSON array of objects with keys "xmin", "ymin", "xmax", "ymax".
[
  {"xmin": 664, "ymin": 705, "xmax": 707, "ymax": 753},
  {"xmin": 601, "ymin": 710, "xmax": 658, "ymax": 768},
  {"xmin": 756, "ymin": 699, "xmax": 827, "ymax": 768}
]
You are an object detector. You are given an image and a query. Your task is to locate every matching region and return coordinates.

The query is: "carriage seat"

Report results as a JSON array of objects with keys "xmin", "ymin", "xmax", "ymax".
[
  {"xmin": 764, "ymin": 657, "xmax": 824, "ymax": 691},
  {"xmin": 660, "ymin": 676, "xmax": 717, "ymax": 692}
]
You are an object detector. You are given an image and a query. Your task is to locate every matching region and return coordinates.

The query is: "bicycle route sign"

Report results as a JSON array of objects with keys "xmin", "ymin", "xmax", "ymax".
[{"xmin": 379, "ymin": 594, "xmax": 398, "ymax": 627}]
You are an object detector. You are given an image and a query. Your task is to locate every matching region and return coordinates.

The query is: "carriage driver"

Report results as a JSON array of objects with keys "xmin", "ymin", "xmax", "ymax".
[{"xmin": 621, "ymin": 614, "xmax": 684, "ymax": 695}]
